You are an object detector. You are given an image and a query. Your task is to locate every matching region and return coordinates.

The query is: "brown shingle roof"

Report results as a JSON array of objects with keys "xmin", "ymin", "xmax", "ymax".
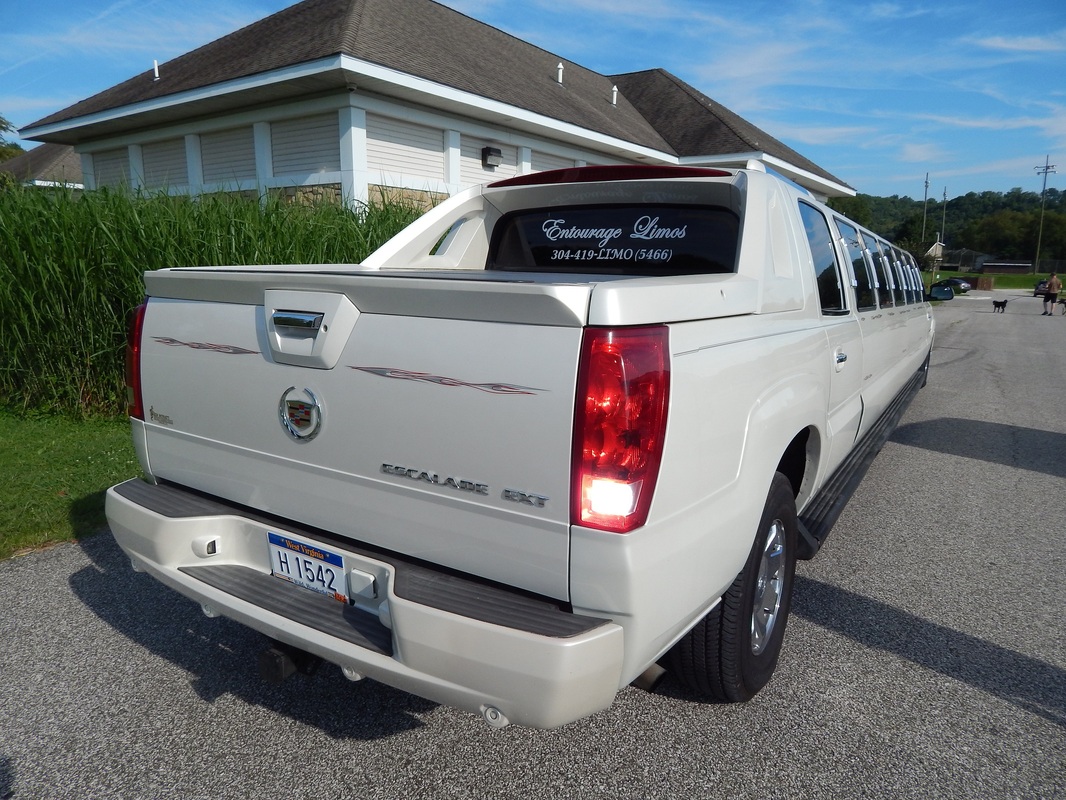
[
  {"xmin": 610, "ymin": 69, "xmax": 849, "ymax": 189},
  {"xmin": 26, "ymin": 0, "xmax": 672, "ymax": 153}
]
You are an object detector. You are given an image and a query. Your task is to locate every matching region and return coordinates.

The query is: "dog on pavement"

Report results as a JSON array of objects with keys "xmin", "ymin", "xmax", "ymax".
[{"xmin": 992, "ymin": 299, "xmax": 1008, "ymax": 313}]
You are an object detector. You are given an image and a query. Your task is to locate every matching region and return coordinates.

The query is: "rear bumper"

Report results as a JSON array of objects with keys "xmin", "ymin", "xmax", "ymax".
[{"xmin": 105, "ymin": 479, "xmax": 624, "ymax": 729}]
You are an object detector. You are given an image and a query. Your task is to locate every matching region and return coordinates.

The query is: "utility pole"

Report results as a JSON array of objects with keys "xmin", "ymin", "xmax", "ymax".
[
  {"xmin": 921, "ymin": 172, "xmax": 930, "ymax": 242},
  {"xmin": 940, "ymin": 188, "xmax": 947, "ymax": 243},
  {"xmin": 1034, "ymin": 155, "xmax": 1057, "ymax": 274}
]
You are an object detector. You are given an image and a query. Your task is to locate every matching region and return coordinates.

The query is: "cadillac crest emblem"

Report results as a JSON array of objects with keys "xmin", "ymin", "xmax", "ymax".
[{"xmin": 279, "ymin": 386, "xmax": 322, "ymax": 441}]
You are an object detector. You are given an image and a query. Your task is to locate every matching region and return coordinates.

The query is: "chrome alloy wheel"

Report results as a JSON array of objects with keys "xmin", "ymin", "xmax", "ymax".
[{"xmin": 751, "ymin": 518, "xmax": 786, "ymax": 655}]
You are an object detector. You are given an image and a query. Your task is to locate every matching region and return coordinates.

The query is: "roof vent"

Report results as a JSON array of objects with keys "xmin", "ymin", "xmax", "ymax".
[
  {"xmin": 612, "ymin": 85, "xmax": 618, "ymax": 106},
  {"xmin": 557, "ymin": 62, "xmax": 564, "ymax": 84},
  {"xmin": 153, "ymin": 60, "xmax": 160, "ymax": 81}
]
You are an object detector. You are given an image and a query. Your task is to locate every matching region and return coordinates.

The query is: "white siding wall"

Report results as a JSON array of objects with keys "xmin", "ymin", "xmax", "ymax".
[
  {"xmin": 201, "ymin": 127, "xmax": 256, "ymax": 184},
  {"xmin": 92, "ymin": 149, "xmax": 130, "ymax": 187},
  {"xmin": 77, "ymin": 93, "xmax": 627, "ymax": 201},
  {"xmin": 271, "ymin": 114, "xmax": 340, "ymax": 176},
  {"xmin": 532, "ymin": 151, "xmax": 575, "ymax": 172},
  {"xmin": 141, "ymin": 138, "xmax": 188, "ymax": 188},
  {"xmin": 366, "ymin": 114, "xmax": 445, "ymax": 182},
  {"xmin": 460, "ymin": 135, "xmax": 518, "ymax": 185}
]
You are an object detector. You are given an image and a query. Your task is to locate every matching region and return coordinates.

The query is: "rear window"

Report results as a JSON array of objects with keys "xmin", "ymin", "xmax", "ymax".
[{"xmin": 488, "ymin": 205, "xmax": 739, "ymax": 275}]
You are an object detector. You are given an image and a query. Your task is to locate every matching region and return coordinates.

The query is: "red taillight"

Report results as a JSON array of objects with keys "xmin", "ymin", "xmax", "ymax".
[
  {"xmin": 572, "ymin": 326, "xmax": 670, "ymax": 533},
  {"xmin": 125, "ymin": 301, "xmax": 148, "ymax": 420}
]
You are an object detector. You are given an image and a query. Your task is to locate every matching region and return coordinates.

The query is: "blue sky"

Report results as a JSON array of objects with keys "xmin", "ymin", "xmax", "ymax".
[{"xmin": 1, "ymin": 0, "xmax": 1063, "ymax": 199}]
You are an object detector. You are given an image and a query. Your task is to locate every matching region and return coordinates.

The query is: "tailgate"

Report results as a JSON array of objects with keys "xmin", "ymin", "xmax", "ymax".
[{"xmin": 137, "ymin": 269, "xmax": 591, "ymax": 600}]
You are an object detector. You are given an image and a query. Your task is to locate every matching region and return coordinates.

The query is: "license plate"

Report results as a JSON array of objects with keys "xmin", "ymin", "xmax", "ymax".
[{"xmin": 268, "ymin": 532, "xmax": 349, "ymax": 603}]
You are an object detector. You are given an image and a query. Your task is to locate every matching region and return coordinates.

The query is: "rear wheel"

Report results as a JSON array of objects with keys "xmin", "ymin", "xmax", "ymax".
[{"xmin": 669, "ymin": 472, "xmax": 798, "ymax": 701}]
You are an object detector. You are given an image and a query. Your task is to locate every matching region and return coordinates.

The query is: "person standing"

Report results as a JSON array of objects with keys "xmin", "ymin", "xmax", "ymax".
[{"xmin": 1043, "ymin": 273, "xmax": 1062, "ymax": 315}]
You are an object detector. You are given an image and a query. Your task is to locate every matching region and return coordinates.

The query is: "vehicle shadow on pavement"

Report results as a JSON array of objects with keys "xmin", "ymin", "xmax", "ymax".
[
  {"xmin": 69, "ymin": 532, "xmax": 438, "ymax": 739},
  {"xmin": 0, "ymin": 755, "xmax": 13, "ymax": 800},
  {"xmin": 791, "ymin": 576, "xmax": 1065, "ymax": 729},
  {"xmin": 892, "ymin": 418, "xmax": 1066, "ymax": 478}
]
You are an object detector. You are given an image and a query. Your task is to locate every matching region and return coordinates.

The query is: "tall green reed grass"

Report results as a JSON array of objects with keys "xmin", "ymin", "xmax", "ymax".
[{"xmin": 0, "ymin": 186, "xmax": 423, "ymax": 416}]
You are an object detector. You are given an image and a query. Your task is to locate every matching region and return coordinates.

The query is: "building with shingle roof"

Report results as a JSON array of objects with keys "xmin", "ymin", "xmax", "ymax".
[
  {"xmin": 20, "ymin": 0, "xmax": 851, "ymax": 204},
  {"xmin": 0, "ymin": 143, "xmax": 83, "ymax": 188}
]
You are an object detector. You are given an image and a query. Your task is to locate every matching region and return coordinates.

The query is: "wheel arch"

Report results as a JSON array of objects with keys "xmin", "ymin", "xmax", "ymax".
[
  {"xmin": 738, "ymin": 370, "xmax": 828, "ymax": 516},
  {"xmin": 777, "ymin": 426, "xmax": 820, "ymax": 505}
]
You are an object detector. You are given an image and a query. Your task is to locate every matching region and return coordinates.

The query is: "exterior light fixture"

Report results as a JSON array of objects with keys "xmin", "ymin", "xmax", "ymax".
[{"xmin": 482, "ymin": 147, "xmax": 503, "ymax": 168}]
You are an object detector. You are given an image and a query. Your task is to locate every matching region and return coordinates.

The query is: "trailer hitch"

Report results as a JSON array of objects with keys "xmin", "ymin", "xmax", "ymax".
[{"xmin": 258, "ymin": 639, "xmax": 323, "ymax": 685}]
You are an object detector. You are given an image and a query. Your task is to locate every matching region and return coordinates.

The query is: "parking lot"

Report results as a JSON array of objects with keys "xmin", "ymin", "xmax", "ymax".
[{"xmin": 1, "ymin": 289, "xmax": 1063, "ymax": 799}]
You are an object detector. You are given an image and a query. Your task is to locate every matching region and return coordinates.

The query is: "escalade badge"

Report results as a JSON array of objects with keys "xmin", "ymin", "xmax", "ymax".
[{"xmin": 279, "ymin": 387, "xmax": 322, "ymax": 441}]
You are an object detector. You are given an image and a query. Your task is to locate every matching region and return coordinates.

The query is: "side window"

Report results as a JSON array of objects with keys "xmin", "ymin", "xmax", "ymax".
[
  {"xmin": 887, "ymin": 245, "xmax": 908, "ymax": 305},
  {"xmin": 891, "ymin": 247, "xmax": 916, "ymax": 302},
  {"xmin": 866, "ymin": 237, "xmax": 894, "ymax": 308},
  {"xmin": 835, "ymin": 220, "xmax": 877, "ymax": 311},
  {"xmin": 902, "ymin": 260, "xmax": 917, "ymax": 304},
  {"xmin": 905, "ymin": 253, "xmax": 924, "ymax": 302},
  {"xmin": 799, "ymin": 202, "xmax": 848, "ymax": 315}
]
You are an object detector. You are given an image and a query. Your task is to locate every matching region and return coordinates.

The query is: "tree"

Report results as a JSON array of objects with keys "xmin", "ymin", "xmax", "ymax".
[
  {"xmin": 958, "ymin": 210, "xmax": 1031, "ymax": 259},
  {"xmin": 1033, "ymin": 211, "xmax": 1066, "ymax": 267},
  {"xmin": 1, "ymin": 114, "xmax": 25, "ymax": 163},
  {"xmin": 828, "ymin": 195, "xmax": 873, "ymax": 227}
]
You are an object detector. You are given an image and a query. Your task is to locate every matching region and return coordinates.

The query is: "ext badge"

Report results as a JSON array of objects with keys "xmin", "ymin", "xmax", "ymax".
[{"xmin": 279, "ymin": 387, "xmax": 322, "ymax": 441}]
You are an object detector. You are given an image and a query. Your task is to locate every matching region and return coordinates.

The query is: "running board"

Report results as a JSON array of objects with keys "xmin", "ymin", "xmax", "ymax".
[{"xmin": 797, "ymin": 364, "xmax": 926, "ymax": 560}]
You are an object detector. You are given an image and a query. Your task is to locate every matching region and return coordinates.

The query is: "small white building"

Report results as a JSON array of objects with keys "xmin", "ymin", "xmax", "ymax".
[{"xmin": 20, "ymin": 0, "xmax": 853, "ymax": 206}]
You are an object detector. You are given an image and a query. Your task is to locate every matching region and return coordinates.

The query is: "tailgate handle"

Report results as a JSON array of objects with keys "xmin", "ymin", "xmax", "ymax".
[{"xmin": 273, "ymin": 310, "xmax": 324, "ymax": 334}]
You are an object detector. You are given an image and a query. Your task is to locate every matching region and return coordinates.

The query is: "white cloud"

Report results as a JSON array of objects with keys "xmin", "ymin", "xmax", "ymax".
[
  {"xmin": 907, "ymin": 111, "xmax": 1056, "ymax": 132},
  {"xmin": 769, "ymin": 123, "xmax": 878, "ymax": 146},
  {"xmin": 900, "ymin": 142, "xmax": 948, "ymax": 163},
  {"xmin": 867, "ymin": 3, "xmax": 936, "ymax": 20},
  {"xmin": 936, "ymin": 154, "xmax": 1058, "ymax": 183},
  {"xmin": 969, "ymin": 30, "xmax": 1066, "ymax": 53}
]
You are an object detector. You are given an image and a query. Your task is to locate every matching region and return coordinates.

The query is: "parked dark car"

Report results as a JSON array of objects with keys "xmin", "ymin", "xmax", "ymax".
[
  {"xmin": 1034, "ymin": 280, "xmax": 1049, "ymax": 296},
  {"xmin": 932, "ymin": 277, "xmax": 971, "ymax": 294}
]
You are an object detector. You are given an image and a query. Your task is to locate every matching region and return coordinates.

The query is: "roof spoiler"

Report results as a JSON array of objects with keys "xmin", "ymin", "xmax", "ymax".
[{"xmin": 489, "ymin": 165, "xmax": 731, "ymax": 188}]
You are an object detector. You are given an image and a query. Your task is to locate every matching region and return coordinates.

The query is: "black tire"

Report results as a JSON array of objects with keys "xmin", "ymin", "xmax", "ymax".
[{"xmin": 668, "ymin": 472, "xmax": 798, "ymax": 702}]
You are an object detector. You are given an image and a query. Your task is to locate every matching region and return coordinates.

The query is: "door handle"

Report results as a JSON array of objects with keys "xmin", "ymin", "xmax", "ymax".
[{"xmin": 272, "ymin": 310, "xmax": 324, "ymax": 334}]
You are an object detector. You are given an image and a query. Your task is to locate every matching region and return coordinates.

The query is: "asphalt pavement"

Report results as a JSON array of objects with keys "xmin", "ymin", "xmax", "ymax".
[{"xmin": 1, "ymin": 287, "xmax": 1063, "ymax": 799}]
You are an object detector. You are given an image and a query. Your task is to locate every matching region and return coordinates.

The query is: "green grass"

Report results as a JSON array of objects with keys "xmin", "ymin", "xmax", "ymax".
[{"xmin": 0, "ymin": 409, "xmax": 138, "ymax": 560}]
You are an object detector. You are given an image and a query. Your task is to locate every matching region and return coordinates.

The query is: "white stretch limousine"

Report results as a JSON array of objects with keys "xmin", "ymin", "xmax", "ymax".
[{"xmin": 107, "ymin": 164, "xmax": 934, "ymax": 728}]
